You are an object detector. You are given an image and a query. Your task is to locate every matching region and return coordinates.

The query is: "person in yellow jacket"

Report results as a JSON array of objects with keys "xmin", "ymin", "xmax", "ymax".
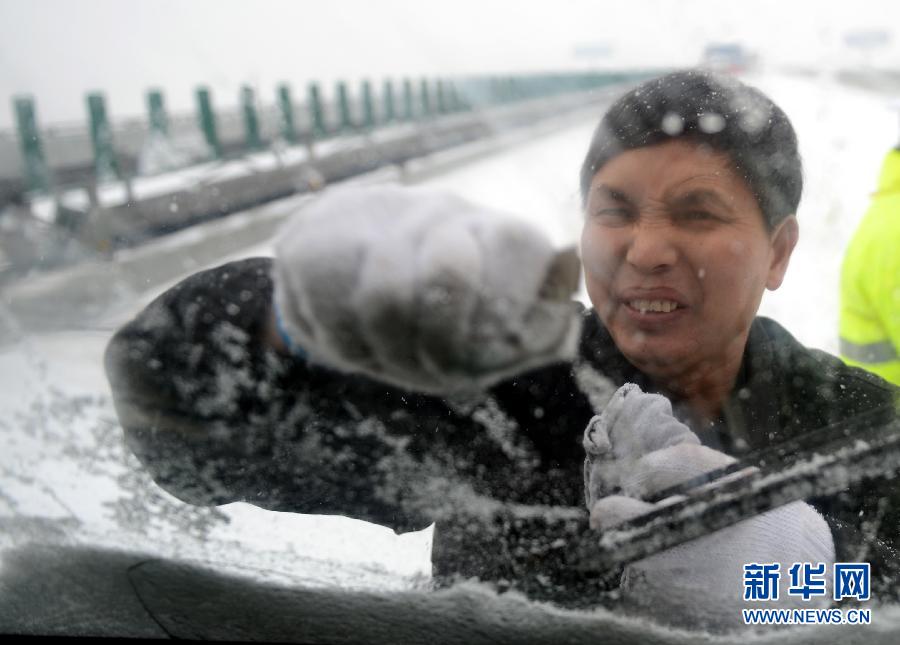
[{"xmin": 840, "ymin": 145, "xmax": 900, "ymax": 385}]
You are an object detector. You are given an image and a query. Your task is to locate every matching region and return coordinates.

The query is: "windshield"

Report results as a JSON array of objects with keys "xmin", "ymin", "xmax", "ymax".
[{"xmin": 2, "ymin": 0, "xmax": 900, "ymax": 641}]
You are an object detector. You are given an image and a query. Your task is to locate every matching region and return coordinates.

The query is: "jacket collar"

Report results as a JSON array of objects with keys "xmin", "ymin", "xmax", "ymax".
[{"xmin": 578, "ymin": 310, "xmax": 786, "ymax": 455}]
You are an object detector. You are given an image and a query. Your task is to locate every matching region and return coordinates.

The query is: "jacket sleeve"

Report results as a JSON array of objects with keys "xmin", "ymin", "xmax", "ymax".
[
  {"xmin": 103, "ymin": 256, "xmax": 429, "ymax": 524},
  {"xmin": 102, "ymin": 257, "xmax": 568, "ymax": 534},
  {"xmin": 103, "ymin": 257, "xmax": 290, "ymax": 507}
]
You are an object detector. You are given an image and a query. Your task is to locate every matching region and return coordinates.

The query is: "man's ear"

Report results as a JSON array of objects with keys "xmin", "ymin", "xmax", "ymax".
[{"xmin": 766, "ymin": 215, "xmax": 799, "ymax": 291}]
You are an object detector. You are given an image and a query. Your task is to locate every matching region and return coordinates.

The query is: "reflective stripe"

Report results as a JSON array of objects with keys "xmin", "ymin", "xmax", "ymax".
[{"xmin": 840, "ymin": 337, "xmax": 899, "ymax": 364}]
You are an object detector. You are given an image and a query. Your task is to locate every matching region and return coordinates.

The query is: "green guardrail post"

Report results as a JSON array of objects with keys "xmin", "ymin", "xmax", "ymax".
[
  {"xmin": 419, "ymin": 78, "xmax": 431, "ymax": 118},
  {"xmin": 336, "ymin": 81, "xmax": 353, "ymax": 132},
  {"xmin": 402, "ymin": 78, "xmax": 414, "ymax": 121},
  {"xmin": 361, "ymin": 80, "xmax": 375, "ymax": 130},
  {"xmin": 436, "ymin": 79, "xmax": 447, "ymax": 114},
  {"xmin": 522, "ymin": 76, "xmax": 535, "ymax": 99},
  {"xmin": 13, "ymin": 96, "xmax": 50, "ymax": 193},
  {"xmin": 308, "ymin": 82, "xmax": 326, "ymax": 139},
  {"xmin": 277, "ymin": 84, "xmax": 297, "ymax": 144},
  {"xmin": 87, "ymin": 92, "xmax": 119, "ymax": 181},
  {"xmin": 241, "ymin": 85, "xmax": 262, "ymax": 151},
  {"xmin": 195, "ymin": 87, "xmax": 221, "ymax": 160},
  {"xmin": 489, "ymin": 77, "xmax": 501, "ymax": 104},
  {"xmin": 382, "ymin": 79, "xmax": 395, "ymax": 123},
  {"xmin": 524, "ymin": 76, "xmax": 534, "ymax": 99},
  {"xmin": 447, "ymin": 80, "xmax": 460, "ymax": 111},
  {"xmin": 449, "ymin": 82, "xmax": 467, "ymax": 111},
  {"xmin": 542, "ymin": 75, "xmax": 551, "ymax": 96},
  {"xmin": 446, "ymin": 82, "xmax": 458, "ymax": 111},
  {"xmin": 146, "ymin": 89, "xmax": 168, "ymax": 137}
]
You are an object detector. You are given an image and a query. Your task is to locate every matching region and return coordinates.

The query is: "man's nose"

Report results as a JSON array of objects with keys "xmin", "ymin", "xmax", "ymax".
[{"xmin": 625, "ymin": 219, "xmax": 678, "ymax": 273}]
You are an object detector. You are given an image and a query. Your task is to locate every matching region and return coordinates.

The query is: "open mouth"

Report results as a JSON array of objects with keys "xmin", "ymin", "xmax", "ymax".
[{"xmin": 626, "ymin": 299, "xmax": 682, "ymax": 314}]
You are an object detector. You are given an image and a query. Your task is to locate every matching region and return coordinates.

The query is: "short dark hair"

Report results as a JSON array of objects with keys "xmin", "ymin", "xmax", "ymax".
[{"xmin": 579, "ymin": 69, "xmax": 802, "ymax": 230}]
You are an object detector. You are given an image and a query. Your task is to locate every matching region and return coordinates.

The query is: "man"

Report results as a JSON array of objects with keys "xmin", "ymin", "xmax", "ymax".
[
  {"xmin": 841, "ymin": 143, "xmax": 900, "ymax": 385},
  {"xmin": 105, "ymin": 71, "xmax": 898, "ymax": 629}
]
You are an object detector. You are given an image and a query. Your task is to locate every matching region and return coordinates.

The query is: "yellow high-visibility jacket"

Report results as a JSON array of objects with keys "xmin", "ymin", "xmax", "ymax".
[{"xmin": 840, "ymin": 148, "xmax": 900, "ymax": 385}]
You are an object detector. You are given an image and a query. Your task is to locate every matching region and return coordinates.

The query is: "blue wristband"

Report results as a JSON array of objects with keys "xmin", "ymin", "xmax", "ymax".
[{"xmin": 274, "ymin": 306, "xmax": 308, "ymax": 360}]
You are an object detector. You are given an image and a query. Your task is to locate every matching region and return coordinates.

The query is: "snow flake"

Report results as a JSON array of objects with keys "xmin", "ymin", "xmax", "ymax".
[{"xmin": 698, "ymin": 112, "xmax": 726, "ymax": 134}]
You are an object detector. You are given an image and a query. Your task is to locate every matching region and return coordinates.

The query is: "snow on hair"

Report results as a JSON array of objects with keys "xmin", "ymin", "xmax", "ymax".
[{"xmin": 579, "ymin": 69, "xmax": 803, "ymax": 230}]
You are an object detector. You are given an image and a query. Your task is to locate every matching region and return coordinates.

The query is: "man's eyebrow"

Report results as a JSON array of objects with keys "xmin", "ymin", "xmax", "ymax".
[
  {"xmin": 594, "ymin": 183, "xmax": 634, "ymax": 205},
  {"xmin": 670, "ymin": 189, "xmax": 735, "ymax": 213}
]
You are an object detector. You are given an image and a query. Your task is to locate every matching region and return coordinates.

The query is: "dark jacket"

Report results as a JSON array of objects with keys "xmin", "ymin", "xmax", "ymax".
[{"xmin": 104, "ymin": 257, "xmax": 900, "ymax": 604}]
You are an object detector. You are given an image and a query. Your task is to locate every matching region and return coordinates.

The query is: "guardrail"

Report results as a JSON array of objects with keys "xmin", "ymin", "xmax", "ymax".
[
  {"xmin": 2, "ymin": 72, "xmax": 650, "ymax": 199},
  {"xmin": 0, "ymin": 70, "xmax": 662, "ymax": 282}
]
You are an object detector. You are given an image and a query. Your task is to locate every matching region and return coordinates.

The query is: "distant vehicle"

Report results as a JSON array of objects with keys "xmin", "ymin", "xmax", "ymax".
[{"xmin": 701, "ymin": 43, "xmax": 757, "ymax": 74}]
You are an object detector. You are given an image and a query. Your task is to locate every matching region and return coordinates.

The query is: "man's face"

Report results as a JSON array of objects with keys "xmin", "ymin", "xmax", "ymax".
[{"xmin": 580, "ymin": 139, "xmax": 797, "ymax": 378}]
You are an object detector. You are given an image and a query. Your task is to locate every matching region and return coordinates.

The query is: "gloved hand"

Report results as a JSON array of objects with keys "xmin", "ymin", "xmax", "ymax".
[
  {"xmin": 272, "ymin": 184, "xmax": 582, "ymax": 394},
  {"xmin": 584, "ymin": 383, "xmax": 836, "ymax": 630}
]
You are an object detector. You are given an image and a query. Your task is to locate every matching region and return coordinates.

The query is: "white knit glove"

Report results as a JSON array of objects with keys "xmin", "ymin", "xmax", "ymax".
[
  {"xmin": 272, "ymin": 184, "xmax": 581, "ymax": 394},
  {"xmin": 584, "ymin": 384, "xmax": 836, "ymax": 630}
]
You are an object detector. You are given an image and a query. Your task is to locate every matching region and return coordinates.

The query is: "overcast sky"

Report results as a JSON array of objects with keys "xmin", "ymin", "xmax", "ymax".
[{"xmin": 1, "ymin": 0, "xmax": 898, "ymax": 128}]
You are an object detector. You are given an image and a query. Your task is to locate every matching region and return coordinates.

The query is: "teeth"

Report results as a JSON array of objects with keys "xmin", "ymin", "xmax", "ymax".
[{"xmin": 630, "ymin": 299, "xmax": 679, "ymax": 313}]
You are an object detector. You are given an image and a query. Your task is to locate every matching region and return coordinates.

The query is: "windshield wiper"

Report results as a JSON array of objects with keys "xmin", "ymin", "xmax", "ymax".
[{"xmin": 594, "ymin": 406, "xmax": 900, "ymax": 569}]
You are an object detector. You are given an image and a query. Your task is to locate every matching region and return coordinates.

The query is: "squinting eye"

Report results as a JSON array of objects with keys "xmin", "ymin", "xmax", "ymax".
[
  {"xmin": 593, "ymin": 207, "xmax": 632, "ymax": 221},
  {"xmin": 679, "ymin": 211, "xmax": 717, "ymax": 222}
]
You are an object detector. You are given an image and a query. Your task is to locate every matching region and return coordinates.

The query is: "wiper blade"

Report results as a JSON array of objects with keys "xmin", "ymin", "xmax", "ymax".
[{"xmin": 595, "ymin": 411, "xmax": 900, "ymax": 570}]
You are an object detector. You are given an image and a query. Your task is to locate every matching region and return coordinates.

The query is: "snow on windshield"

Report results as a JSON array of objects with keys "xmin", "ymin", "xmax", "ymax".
[{"xmin": 3, "ymin": 1, "xmax": 900, "ymax": 640}]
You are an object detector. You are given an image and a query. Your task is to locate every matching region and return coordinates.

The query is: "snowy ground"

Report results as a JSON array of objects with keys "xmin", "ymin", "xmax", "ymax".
[{"xmin": 1, "ymin": 71, "xmax": 898, "ymax": 638}]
